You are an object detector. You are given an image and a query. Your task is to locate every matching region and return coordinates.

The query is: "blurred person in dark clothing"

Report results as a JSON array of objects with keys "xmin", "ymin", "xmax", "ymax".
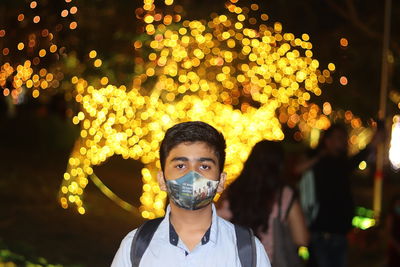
[
  {"xmin": 294, "ymin": 123, "xmax": 385, "ymax": 267},
  {"xmin": 386, "ymin": 194, "xmax": 400, "ymax": 267}
]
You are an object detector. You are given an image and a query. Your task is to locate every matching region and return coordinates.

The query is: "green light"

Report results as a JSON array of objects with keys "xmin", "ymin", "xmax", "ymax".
[
  {"xmin": 298, "ymin": 246, "xmax": 309, "ymax": 260},
  {"xmin": 352, "ymin": 207, "xmax": 376, "ymax": 230}
]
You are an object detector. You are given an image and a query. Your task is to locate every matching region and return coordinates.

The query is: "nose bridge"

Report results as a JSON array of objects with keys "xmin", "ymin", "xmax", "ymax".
[{"xmin": 187, "ymin": 158, "xmax": 199, "ymax": 172}]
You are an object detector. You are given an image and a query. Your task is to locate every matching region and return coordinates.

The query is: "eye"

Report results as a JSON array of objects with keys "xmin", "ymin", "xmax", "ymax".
[
  {"xmin": 175, "ymin": 163, "xmax": 185, "ymax": 169},
  {"xmin": 200, "ymin": 164, "xmax": 211, "ymax": 170}
]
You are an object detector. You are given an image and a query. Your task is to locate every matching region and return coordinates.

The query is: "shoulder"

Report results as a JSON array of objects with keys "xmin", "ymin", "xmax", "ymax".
[
  {"xmin": 217, "ymin": 214, "xmax": 236, "ymax": 233},
  {"xmin": 117, "ymin": 228, "xmax": 138, "ymax": 249},
  {"xmin": 216, "ymin": 216, "xmax": 271, "ymax": 266},
  {"xmin": 216, "ymin": 214, "xmax": 241, "ymax": 242},
  {"xmin": 281, "ymin": 186, "xmax": 297, "ymax": 213},
  {"xmin": 111, "ymin": 228, "xmax": 138, "ymax": 267},
  {"xmin": 254, "ymin": 236, "xmax": 272, "ymax": 266},
  {"xmin": 282, "ymin": 185, "xmax": 295, "ymax": 200}
]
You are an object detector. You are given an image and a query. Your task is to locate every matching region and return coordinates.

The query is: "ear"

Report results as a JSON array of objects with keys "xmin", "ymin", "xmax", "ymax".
[
  {"xmin": 157, "ymin": 171, "xmax": 167, "ymax": 191},
  {"xmin": 217, "ymin": 172, "xmax": 227, "ymax": 194}
]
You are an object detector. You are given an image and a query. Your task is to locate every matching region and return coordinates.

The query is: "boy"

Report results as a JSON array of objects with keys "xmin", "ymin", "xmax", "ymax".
[{"xmin": 111, "ymin": 121, "xmax": 271, "ymax": 266}]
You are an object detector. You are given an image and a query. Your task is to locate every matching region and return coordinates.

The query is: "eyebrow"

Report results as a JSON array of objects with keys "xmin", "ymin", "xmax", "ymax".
[{"xmin": 171, "ymin": 157, "xmax": 216, "ymax": 164}]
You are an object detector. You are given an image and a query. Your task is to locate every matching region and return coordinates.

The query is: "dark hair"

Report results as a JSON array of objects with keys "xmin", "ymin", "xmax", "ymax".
[
  {"xmin": 227, "ymin": 140, "xmax": 284, "ymax": 236},
  {"xmin": 316, "ymin": 123, "xmax": 348, "ymax": 152},
  {"xmin": 324, "ymin": 123, "xmax": 347, "ymax": 139},
  {"xmin": 159, "ymin": 121, "xmax": 226, "ymax": 173}
]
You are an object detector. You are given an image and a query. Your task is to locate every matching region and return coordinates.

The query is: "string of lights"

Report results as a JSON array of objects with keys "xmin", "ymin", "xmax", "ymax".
[
  {"xmin": 0, "ymin": 0, "xmax": 388, "ymax": 218},
  {"xmin": 0, "ymin": 0, "xmax": 78, "ymax": 104},
  {"xmin": 58, "ymin": 0, "xmax": 338, "ymax": 218}
]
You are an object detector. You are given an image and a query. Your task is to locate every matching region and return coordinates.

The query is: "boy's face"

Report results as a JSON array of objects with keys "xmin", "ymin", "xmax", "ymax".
[{"xmin": 158, "ymin": 141, "xmax": 226, "ymax": 194}]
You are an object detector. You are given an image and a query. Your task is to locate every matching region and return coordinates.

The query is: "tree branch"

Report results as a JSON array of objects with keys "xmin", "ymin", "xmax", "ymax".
[{"xmin": 324, "ymin": 0, "xmax": 400, "ymax": 56}]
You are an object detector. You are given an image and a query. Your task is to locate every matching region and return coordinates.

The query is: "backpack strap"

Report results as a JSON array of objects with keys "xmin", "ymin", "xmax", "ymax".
[
  {"xmin": 277, "ymin": 186, "xmax": 295, "ymax": 221},
  {"xmin": 130, "ymin": 217, "xmax": 164, "ymax": 267},
  {"xmin": 234, "ymin": 224, "xmax": 257, "ymax": 267},
  {"xmin": 285, "ymin": 190, "xmax": 296, "ymax": 220},
  {"xmin": 131, "ymin": 217, "xmax": 256, "ymax": 267}
]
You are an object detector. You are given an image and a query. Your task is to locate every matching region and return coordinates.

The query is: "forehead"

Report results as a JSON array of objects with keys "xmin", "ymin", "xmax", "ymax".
[{"xmin": 166, "ymin": 141, "xmax": 217, "ymax": 161}]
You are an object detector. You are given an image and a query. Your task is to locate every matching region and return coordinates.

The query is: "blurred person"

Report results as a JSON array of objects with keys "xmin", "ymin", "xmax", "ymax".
[
  {"xmin": 217, "ymin": 140, "xmax": 309, "ymax": 264},
  {"xmin": 111, "ymin": 121, "xmax": 271, "ymax": 266},
  {"xmin": 386, "ymin": 194, "xmax": 400, "ymax": 267},
  {"xmin": 294, "ymin": 123, "xmax": 385, "ymax": 267}
]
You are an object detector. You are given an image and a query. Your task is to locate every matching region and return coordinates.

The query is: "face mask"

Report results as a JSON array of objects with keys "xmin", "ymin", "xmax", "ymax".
[{"xmin": 165, "ymin": 171, "xmax": 219, "ymax": 210}]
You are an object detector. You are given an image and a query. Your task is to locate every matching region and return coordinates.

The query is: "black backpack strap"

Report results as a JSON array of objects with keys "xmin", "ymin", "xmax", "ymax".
[
  {"xmin": 284, "ymin": 189, "xmax": 296, "ymax": 220},
  {"xmin": 234, "ymin": 224, "xmax": 257, "ymax": 267},
  {"xmin": 130, "ymin": 217, "xmax": 164, "ymax": 267}
]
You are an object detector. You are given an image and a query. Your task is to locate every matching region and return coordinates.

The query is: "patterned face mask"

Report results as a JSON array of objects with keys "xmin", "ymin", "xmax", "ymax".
[{"xmin": 165, "ymin": 171, "xmax": 219, "ymax": 210}]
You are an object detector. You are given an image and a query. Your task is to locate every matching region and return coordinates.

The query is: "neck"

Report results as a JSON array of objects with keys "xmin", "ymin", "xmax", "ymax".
[{"xmin": 169, "ymin": 202, "xmax": 213, "ymax": 232}]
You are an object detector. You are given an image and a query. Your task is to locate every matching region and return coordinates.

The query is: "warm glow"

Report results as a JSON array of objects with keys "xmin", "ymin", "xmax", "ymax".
[
  {"xmin": 70, "ymin": 6, "xmax": 78, "ymax": 14},
  {"xmin": 39, "ymin": 49, "xmax": 46, "ymax": 57},
  {"xmin": 33, "ymin": 16, "xmax": 40, "ymax": 23},
  {"xmin": 94, "ymin": 59, "xmax": 102, "ymax": 67},
  {"xmin": 30, "ymin": 1, "xmax": 37, "ymax": 9},
  {"xmin": 61, "ymin": 10, "xmax": 69, "ymax": 17},
  {"xmin": 358, "ymin": 161, "xmax": 367, "ymax": 170},
  {"xmin": 58, "ymin": 0, "xmax": 334, "ymax": 217},
  {"xmin": 389, "ymin": 115, "xmax": 400, "ymax": 170},
  {"xmin": 70, "ymin": 22, "xmax": 78, "ymax": 30},
  {"xmin": 18, "ymin": 14, "xmax": 25, "ymax": 22},
  {"xmin": 323, "ymin": 102, "xmax": 332, "ymax": 115},
  {"xmin": 340, "ymin": 76, "xmax": 348, "ymax": 85},
  {"xmin": 89, "ymin": 50, "xmax": 97, "ymax": 58},
  {"xmin": 50, "ymin": 45, "xmax": 57, "ymax": 53},
  {"xmin": 340, "ymin": 37, "xmax": 348, "ymax": 47},
  {"xmin": 17, "ymin": 42, "xmax": 25, "ymax": 50}
]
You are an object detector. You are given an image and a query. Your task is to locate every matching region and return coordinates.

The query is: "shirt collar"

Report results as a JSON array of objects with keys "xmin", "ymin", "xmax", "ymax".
[{"xmin": 165, "ymin": 204, "xmax": 219, "ymax": 246}]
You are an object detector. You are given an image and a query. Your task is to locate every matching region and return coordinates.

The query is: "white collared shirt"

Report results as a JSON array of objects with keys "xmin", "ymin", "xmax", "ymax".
[{"xmin": 111, "ymin": 204, "xmax": 271, "ymax": 267}]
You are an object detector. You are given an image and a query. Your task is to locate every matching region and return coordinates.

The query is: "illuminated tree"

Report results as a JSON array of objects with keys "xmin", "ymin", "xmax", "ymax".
[{"xmin": 58, "ymin": 0, "xmax": 336, "ymax": 218}]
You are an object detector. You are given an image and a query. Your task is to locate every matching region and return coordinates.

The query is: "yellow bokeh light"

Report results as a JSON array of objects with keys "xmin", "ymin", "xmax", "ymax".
[
  {"xmin": 17, "ymin": 42, "xmax": 24, "ymax": 50},
  {"xmin": 78, "ymin": 207, "xmax": 86, "ymax": 214},
  {"xmin": 39, "ymin": 49, "xmax": 46, "ymax": 57},
  {"xmin": 100, "ymin": 77, "xmax": 109, "ymax": 85},
  {"xmin": 58, "ymin": 0, "xmax": 333, "ymax": 217},
  {"xmin": 359, "ymin": 161, "xmax": 367, "ymax": 170},
  {"xmin": 89, "ymin": 50, "xmax": 97, "ymax": 58},
  {"xmin": 32, "ymin": 89, "xmax": 40, "ymax": 98},
  {"xmin": 94, "ymin": 59, "xmax": 102, "ymax": 67},
  {"xmin": 50, "ymin": 44, "xmax": 57, "ymax": 53}
]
